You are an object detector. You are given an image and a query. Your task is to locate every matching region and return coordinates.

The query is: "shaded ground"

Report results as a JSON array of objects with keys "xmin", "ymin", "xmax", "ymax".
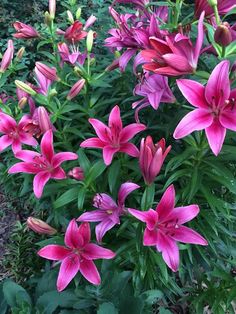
[{"xmin": 0, "ymin": 190, "xmax": 18, "ymax": 281}]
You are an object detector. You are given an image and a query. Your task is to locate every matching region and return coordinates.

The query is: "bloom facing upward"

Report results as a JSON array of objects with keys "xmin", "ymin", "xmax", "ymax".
[
  {"xmin": 139, "ymin": 136, "xmax": 171, "ymax": 185},
  {"xmin": 38, "ymin": 220, "xmax": 116, "ymax": 291},
  {"xmin": 80, "ymin": 105, "xmax": 146, "ymax": 165},
  {"xmin": 78, "ymin": 182, "xmax": 139, "ymax": 242},
  {"xmin": 0, "ymin": 112, "xmax": 37, "ymax": 154},
  {"xmin": 8, "ymin": 130, "xmax": 77, "ymax": 198},
  {"xmin": 174, "ymin": 60, "xmax": 236, "ymax": 156},
  {"xmin": 141, "ymin": 11, "xmax": 205, "ymax": 76},
  {"xmin": 13, "ymin": 21, "xmax": 39, "ymax": 39},
  {"xmin": 0, "ymin": 40, "xmax": 14, "ymax": 73},
  {"xmin": 128, "ymin": 185, "xmax": 207, "ymax": 272},
  {"xmin": 64, "ymin": 21, "xmax": 87, "ymax": 44}
]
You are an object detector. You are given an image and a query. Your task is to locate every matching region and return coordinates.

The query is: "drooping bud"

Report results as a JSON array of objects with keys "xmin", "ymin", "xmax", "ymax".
[
  {"xmin": 86, "ymin": 30, "xmax": 94, "ymax": 53},
  {"xmin": 67, "ymin": 78, "xmax": 86, "ymax": 100},
  {"xmin": 76, "ymin": 7, "xmax": 82, "ymax": 20},
  {"xmin": 214, "ymin": 22, "xmax": 232, "ymax": 47},
  {"xmin": 27, "ymin": 217, "xmax": 57, "ymax": 235},
  {"xmin": 49, "ymin": 0, "xmax": 56, "ymax": 19},
  {"xmin": 15, "ymin": 80, "xmax": 37, "ymax": 96},
  {"xmin": 67, "ymin": 10, "xmax": 74, "ymax": 24},
  {"xmin": 35, "ymin": 62, "xmax": 58, "ymax": 81},
  {"xmin": 68, "ymin": 167, "xmax": 84, "ymax": 180}
]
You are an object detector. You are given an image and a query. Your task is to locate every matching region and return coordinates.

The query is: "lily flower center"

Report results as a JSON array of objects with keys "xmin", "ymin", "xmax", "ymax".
[
  {"xmin": 33, "ymin": 155, "xmax": 52, "ymax": 171},
  {"xmin": 109, "ymin": 123, "xmax": 121, "ymax": 147},
  {"xmin": 9, "ymin": 127, "xmax": 19, "ymax": 140}
]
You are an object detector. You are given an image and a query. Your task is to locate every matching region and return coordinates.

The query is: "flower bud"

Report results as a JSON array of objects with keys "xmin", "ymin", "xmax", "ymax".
[
  {"xmin": 67, "ymin": 10, "xmax": 74, "ymax": 24},
  {"xmin": 207, "ymin": 0, "xmax": 217, "ymax": 6},
  {"xmin": 86, "ymin": 30, "xmax": 94, "ymax": 53},
  {"xmin": 68, "ymin": 167, "xmax": 84, "ymax": 180},
  {"xmin": 35, "ymin": 62, "xmax": 58, "ymax": 81},
  {"xmin": 76, "ymin": 7, "xmax": 82, "ymax": 20},
  {"xmin": 84, "ymin": 15, "xmax": 97, "ymax": 30},
  {"xmin": 0, "ymin": 40, "xmax": 14, "ymax": 73},
  {"xmin": 214, "ymin": 22, "xmax": 232, "ymax": 47},
  {"xmin": 67, "ymin": 78, "xmax": 85, "ymax": 100},
  {"xmin": 49, "ymin": 0, "xmax": 56, "ymax": 19},
  {"xmin": 38, "ymin": 106, "xmax": 53, "ymax": 133},
  {"xmin": 18, "ymin": 96, "xmax": 28, "ymax": 109},
  {"xmin": 15, "ymin": 80, "xmax": 37, "ymax": 96},
  {"xmin": 16, "ymin": 47, "xmax": 25, "ymax": 60},
  {"xmin": 49, "ymin": 88, "xmax": 57, "ymax": 97},
  {"xmin": 45, "ymin": 11, "xmax": 52, "ymax": 26},
  {"xmin": 105, "ymin": 59, "xmax": 119, "ymax": 72},
  {"xmin": 27, "ymin": 217, "xmax": 57, "ymax": 235}
]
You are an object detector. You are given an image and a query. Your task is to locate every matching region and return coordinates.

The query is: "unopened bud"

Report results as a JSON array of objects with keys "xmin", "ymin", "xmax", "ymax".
[
  {"xmin": 76, "ymin": 7, "xmax": 82, "ymax": 20},
  {"xmin": 35, "ymin": 62, "xmax": 58, "ymax": 81},
  {"xmin": 74, "ymin": 66, "xmax": 84, "ymax": 75},
  {"xmin": 49, "ymin": 88, "xmax": 57, "ymax": 97},
  {"xmin": 67, "ymin": 10, "xmax": 74, "ymax": 24},
  {"xmin": 208, "ymin": 0, "xmax": 217, "ymax": 6},
  {"xmin": 27, "ymin": 217, "xmax": 57, "ymax": 235},
  {"xmin": 18, "ymin": 96, "xmax": 28, "ymax": 109},
  {"xmin": 86, "ymin": 30, "xmax": 94, "ymax": 53},
  {"xmin": 68, "ymin": 167, "xmax": 84, "ymax": 180},
  {"xmin": 69, "ymin": 0, "xmax": 76, "ymax": 5},
  {"xmin": 214, "ymin": 22, "xmax": 232, "ymax": 47},
  {"xmin": 105, "ymin": 59, "xmax": 119, "ymax": 72},
  {"xmin": 49, "ymin": 0, "xmax": 56, "ymax": 19},
  {"xmin": 114, "ymin": 50, "xmax": 121, "ymax": 58},
  {"xmin": 38, "ymin": 106, "xmax": 53, "ymax": 133},
  {"xmin": 16, "ymin": 47, "xmax": 25, "ymax": 60},
  {"xmin": 45, "ymin": 11, "xmax": 52, "ymax": 26},
  {"xmin": 67, "ymin": 78, "xmax": 85, "ymax": 100},
  {"xmin": 15, "ymin": 80, "xmax": 37, "ymax": 96}
]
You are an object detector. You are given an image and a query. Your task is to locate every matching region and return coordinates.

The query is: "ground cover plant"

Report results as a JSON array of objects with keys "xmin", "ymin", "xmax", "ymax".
[{"xmin": 0, "ymin": 0, "xmax": 236, "ymax": 313}]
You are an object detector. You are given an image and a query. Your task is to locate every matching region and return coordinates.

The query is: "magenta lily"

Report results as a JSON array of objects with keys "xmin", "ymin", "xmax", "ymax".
[
  {"xmin": 78, "ymin": 182, "xmax": 139, "ymax": 242},
  {"xmin": 0, "ymin": 112, "xmax": 37, "ymax": 154},
  {"xmin": 174, "ymin": 60, "xmax": 236, "ymax": 156},
  {"xmin": 139, "ymin": 136, "xmax": 171, "ymax": 185},
  {"xmin": 8, "ymin": 130, "xmax": 78, "ymax": 198},
  {"xmin": 128, "ymin": 185, "xmax": 207, "ymax": 272},
  {"xmin": 80, "ymin": 105, "xmax": 146, "ymax": 165},
  {"xmin": 34, "ymin": 67, "xmax": 52, "ymax": 96},
  {"xmin": 0, "ymin": 40, "xmax": 14, "ymax": 73},
  {"xmin": 58, "ymin": 42, "xmax": 86, "ymax": 66},
  {"xmin": 132, "ymin": 73, "xmax": 175, "ymax": 120},
  {"xmin": 141, "ymin": 11, "xmax": 204, "ymax": 76},
  {"xmin": 38, "ymin": 220, "xmax": 115, "ymax": 291}
]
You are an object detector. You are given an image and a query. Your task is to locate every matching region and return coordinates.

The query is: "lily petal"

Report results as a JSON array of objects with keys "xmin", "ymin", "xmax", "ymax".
[
  {"xmin": 38, "ymin": 245, "xmax": 70, "ymax": 261},
  {"xmin": 80, "ymin": 259, "xmax": 101, "ymax": 285},
  {"xmin": 33, "ymin": 171, "xmax": 51, "ymax": 198},
  {"xmin": 57, "ymin": 254, "xmax": 80, "ymax": 292},
  {"xmin": 205, "ymin": 119, "xmax": 226, "ymax": 155},
  {"xmin": 177, "ymin": 79, "xmax": 208, "ymax": 108},
  {"xmin": 170, "ymin": 225, "xmax": 208, "ymax": 245},
  {"xmin": 65, "ymin": 219, "xmax": 84, "ymax": 249},
  {"xmin": 82, "ymin": 243, "xmax": 116, "ymax": 260}
]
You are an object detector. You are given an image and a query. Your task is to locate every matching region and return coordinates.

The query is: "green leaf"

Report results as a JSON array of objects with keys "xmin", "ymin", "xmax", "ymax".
[
  {"xmin": 3, "ymin": 280, "xmax": 32, "ymax": 307},
  {"xmin": 97, "ymin": 302, "xmax": 118, "ymax": 314},
  {"xmin": 53, "ymin": 187, "xmax": 79, "ymax": 209},
  {"xmin": 85, "ymin": 160, "xmax": 106, "ymax": 185},
  {"xmin": 108, "ymin": 160, "xmax": 120, "ymax": 193},
  {"xmin": 141, "ymin": 184, "xmax": 155, "ymax": 210},
  {"xmin": 77, "ymin": 187, "xmax": 86, "ymax": 209}
]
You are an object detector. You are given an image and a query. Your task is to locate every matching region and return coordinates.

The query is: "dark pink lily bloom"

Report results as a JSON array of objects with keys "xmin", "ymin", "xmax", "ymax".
[
  {"xmin": 0, "ymin": 112, "xmax": 37, "ymax": 154},
  {"xmin": 195, "ymin": 0, "xmax": 236, "ymax": 18},
  {"xmin": 13, "ymin": 21, "xmax": 39, "ymax": 39},
  {"xmin": 0, "ymin": 40, "xmax": 14, "ymax": 73},
  {"xmin": 80, "ymin": 105, "xmax": 146, "ymax": 165},
  {"xmin": 8, "ymin": 130, "xmax": 77, "ymax": 198},
  {"xmin": 139, "ymin": 136, "xmax": 171, "ymax": 185},
  {"xmin": 23, "ymin": 106, "xmax": 54, "ymax": 138},
  {"xmin": 174, "ymin": 60, "xmax": 236, "ymax": 156},
  {"xmin": 132, "ymin": 73, "xmax": 175, "ymax": 120},
  {"xmin": 78, "ymin": 182, "xmax": 139, "ymax": 242},
  {"xmin": 128, "ymin": 185, "xmax": 208, "ymax": 272},
  {"xmin": 141, "ymin": 11, "xmax": 205, "ymax": 76},
  {"xmin": 34, "ymin": 67, "xmax": 52, "ymax": 96},
  {"xmin": 64, "ymin": 21, "xmax": 87, "ymax": 44},
  {"xmin": 38, "ymin": 220, "xmax": 116, "ymax": 291}
]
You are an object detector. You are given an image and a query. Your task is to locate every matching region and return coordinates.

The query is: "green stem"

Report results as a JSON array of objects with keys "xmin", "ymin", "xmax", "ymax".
[
  {"xmin": 213, "ymin": 5, "xmax": 221, "ymax": 25},
  {"xmin": 221, "ymin": 46, "xmax": 226, "ymax": 58}
]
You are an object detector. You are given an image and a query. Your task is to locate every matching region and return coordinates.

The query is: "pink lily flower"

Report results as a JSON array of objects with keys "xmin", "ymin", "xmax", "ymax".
[
  {"xmin": 13, "ymin": 21, "xmax": 39, "ymax": 39},
  {"xmin": 139, "ymin": 136, "xmax": 171, "ymax": 185},
  {"xmin": 0, "ymin": 112, "xmax": 37, "ymax": 154},
  {"xmin": 174, "ymin": 60, "xmax": 236, "ymax": 156},
  {"xmin": 132, "ymin": 73, "xmax": 175, "ymax": 120},
  {"xmin": 141, "ymin": 11, "xmax": 205, "ymax": 76},
  {"xmin": 195, "ymin": 0, "xmax": 236, "ymax": 18},
  {"xmin": 78, "ymin": 182, "xmax": 139, "ymax": 242},
  {"xmin": 58, "ymin": 42, "xmax": 86, "ymax": 66},
  {"xmin": 38, "ymin": 219, "xmax": 116, "ymax": 291},
  {"xmin": 8, "ymin": 130, "xmax": 77, "ymax": 198},
  {"xmin": 34, "ymin": 68, "xmax": 52, "ymax": 96},
  {"xmin": 80, "ymin": 105, "xmax": 146, "ymax": 165},
  {"xmin": 0, "ymin": 40, "xmax": 14, "ymax": 73},
  {"xmin": 128, "ymin": 185, "xmax": 208, "ymax": 272}
]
